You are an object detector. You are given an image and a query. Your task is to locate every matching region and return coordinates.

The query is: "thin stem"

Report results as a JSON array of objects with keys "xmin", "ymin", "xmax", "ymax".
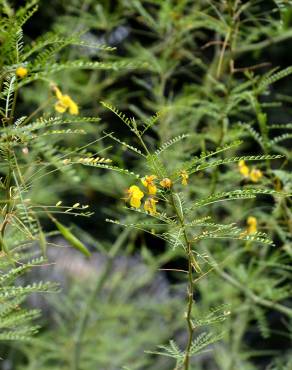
[
  {"xmin": 183, "ymin": 241, "xmax": 195, "ymax": 370},
  {"xmin": 170, "ymin": 192, "xmax": 199, "ymax": 370},
  {"xmin": 216, "ymin": 29, "xmax": 230, "ymax": 79},
  {"xmin": 137, "ymin": 131, "xmax": 151, "ymax": 156}
]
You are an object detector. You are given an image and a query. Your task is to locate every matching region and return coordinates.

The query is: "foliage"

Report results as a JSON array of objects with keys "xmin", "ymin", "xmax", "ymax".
[
  {"xmin": 0, "ymin": 0, "xmax": 119, "ymax": 350},
  {"xmin": 0, "ymin": 0, "xmax": 292, "ymax": 370}
]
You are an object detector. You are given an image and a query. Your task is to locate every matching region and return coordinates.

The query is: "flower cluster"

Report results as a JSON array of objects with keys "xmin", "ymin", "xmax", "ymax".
[
  {"xmin": 53, "ymin": 86, "xmax": 79, "ymax": 115},
  {"xmin": 125, "ymin": 175, "xmax": 177, "ymax": 215},
  {"xmin": 238, "ymin": 160, "xmax": 263, "ymax": 182},
  {"xmin": 125, "ymin": 171, "xmax": 190, "ymax": 215}
]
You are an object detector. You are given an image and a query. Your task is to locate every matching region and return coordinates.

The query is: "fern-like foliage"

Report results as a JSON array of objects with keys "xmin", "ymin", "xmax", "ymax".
[
  {"xmin": 0, "ymin": 0, "xmax": 121, "ymax": 347},
  {"xmin": 0, "ymin": 255, "xmax": 58, "ymax": 342},
  {"xmin": 102, "ymin": 98, "xmax": 290, "ymax": 368}
]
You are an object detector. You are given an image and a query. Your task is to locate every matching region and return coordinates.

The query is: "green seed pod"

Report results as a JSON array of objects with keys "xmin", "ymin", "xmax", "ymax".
[
  {"xmin": 53, "ymin": 219, "xmax": 91, "ymax": 257},
  {"xmin": 39, "ymin": 230, "xmax": 47, "ymax": 258},
  {"xmin": 172, "ymin": 193, "xmax": 184, "ymax": 222}
]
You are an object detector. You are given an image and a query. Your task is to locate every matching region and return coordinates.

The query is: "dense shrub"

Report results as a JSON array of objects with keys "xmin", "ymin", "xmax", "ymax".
[{"xmin": 0, "ymin": 1, "xmax": 291, "ymax": 369}]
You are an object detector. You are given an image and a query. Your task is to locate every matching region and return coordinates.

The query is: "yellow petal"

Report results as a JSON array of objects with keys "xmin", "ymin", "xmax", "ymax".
[
  {"xmin": 182, "ymin": 178, "xmax": 188, "ymax": 186},
  {"xmin": 130, "ymin": 196, "xmax": 142, "ymax": 208},
  {"xmin": 68, "ymin": 99, "xmax": 79, "ymax": 115},
  {"xmin": 144, "ymin": 200, "xmax": 150, "ymax": 212},
  {"xmin": 180, "ymin": 170, "xmax": 189, "ymax": 185},
  {"xmin": 16, "ymin": 67, "xmax": 28, "ymax": 78},
  {"xmin": 148, "ymin": 184, "xmax": 157, "ymax": 195},
  {"xmin": 160, "ymin": 178, "xmax": 172, "ymax": 188},
  {"xmin": 247, "ymin": 216, "xmax": 257, "ymax": 234},
  {"xmin": 142, "ymin": 175, "xmax": 156, "ymax": 188},
  {"xmin": 250, "ymin": 169, "xmax": 263, "ymax": 183},
  {"xmin": 239, "ymin": 165, "xmax": 250, "ymax": 178},
  {"xmin": 128, "ymin": 186, "xmax": 144, "ymax": 207},
  {"xmin": 60, "ymin": 95, "xmax": 72, "ymax": 107},
  {"xmin": 59, "ymin": 95, "xmax": 79, "ymax": 115},
  {"xmin": 54, "ymin": 87, "xmax": 64, "ymax": 100},
  {"xmin": 55, "ymin": 101, "xmax": 67, "ymax": 113},
  {"xmin": 144, "ymin": 198, "xmax": 158, "ymax": 215},
  {"xmin": 129, "ymin": 185, "xmax": 144, "ymax": 197}
]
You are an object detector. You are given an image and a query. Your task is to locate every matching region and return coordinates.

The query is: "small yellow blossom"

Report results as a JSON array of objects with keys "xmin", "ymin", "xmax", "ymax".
[
  {"xmin": 141, "ymin": 175, "xmax": 157, "ymax": 195},
  {"xmin": 239, "ymin": 216, "xmax": 258, "ymax": 239},
  {"xmin": 160, "ymin": 178, "xmax": 172, "ymax": 189},
  {"xmin": 247, "ymin": 216, "xmax": 257, "ymax": 234},
  {"xmin": 238, "ymin": 160, "xmax": 250, "ymax": 178},
  {"xmin": 53, "ymin": 86, "xmax": 79, "ymax": 115},
  {"xmin": 144, "ymin": 198, "xmax": 158, "ymax": 215},
  {"xmin": 126, "ymin": 185, "xmax": 144, "ymax": 208},
  {"xmin": 16, "ymin": 66, "xmax": 28, "ymax": 78},
  {"xmin": 180, "ymin": 170, "xmax": 189, "ymax": 186},
  {"xmin": 239, "ymin": 160, "xmax": 263, "ymax": 183},
  {"xmin": 249, "ymin": 168, "xmax": 263, "ymax": 183}
]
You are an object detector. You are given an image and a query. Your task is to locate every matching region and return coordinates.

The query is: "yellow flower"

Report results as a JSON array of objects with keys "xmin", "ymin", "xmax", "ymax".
[
  {"xmin": 180, "ymin": 170, "xmax": 189, "ymax": 185},
  {"xmin": 238, "ymin": 160, "xmax": 250, "ymax": 178},
  {"xmin": 239, "ymin": 216, "xmax": 258, "ymax": 239},
  {"xmin": 16, "ymin": 66, "xmax": 28, "ymax": 78},
  {"xmin": 53, "ymin": 86, "xmax": 79, "ymax": 115},
  {"xmin": 238, "ymin": 160, "xmax": 263, "ymax": 182},
  {"xmin": 141, "ymin": 175, "xmax": 157, "ymax": 195},
  {"xmin": 125, "ymin": 185, "xmax": 144, "ymax": 208},
  {"xmin": 249, "ymin": 168, "xmax": 263, "ymax": 183},
  {"xmin": 247, "ymin": 216, "xmax": 257, "ymax": 234},
  {"xmin": 144, "ymin": 198, "xmax": 158, "ymax": 215},
  {"xmin": 160, "ymin": 178, "xmax": 172, "ymax": 189}
]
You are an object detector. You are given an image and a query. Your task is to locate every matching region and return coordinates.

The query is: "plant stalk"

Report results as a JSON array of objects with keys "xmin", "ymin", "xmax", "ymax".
[
  {"xmin": 170, "ymin": 192, "xmax": 198, "ymax": 370},
  {"xmin": 183, "ymin": 240, "xmax": 195, "ymax": 370}
]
